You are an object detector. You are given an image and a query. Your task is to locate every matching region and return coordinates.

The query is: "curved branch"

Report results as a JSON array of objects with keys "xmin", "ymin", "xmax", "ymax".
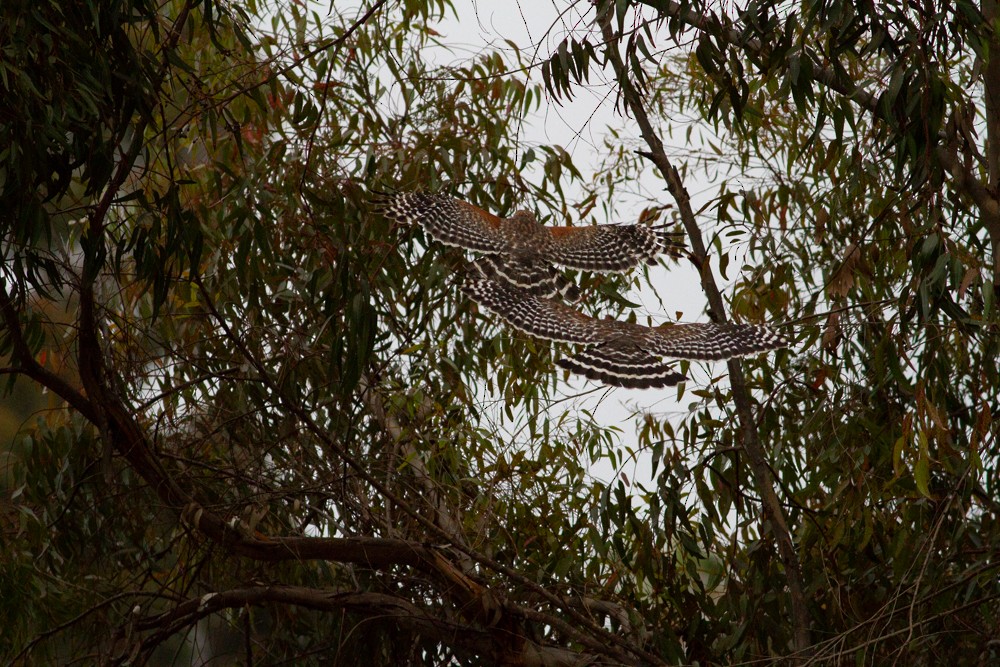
[
  {"xmin": 133, "ymin": 586, "xmax": 620, "ymax": 667},
  {"xmin": 133, "ymin": 587, "xmax": 489, "ymax": 661},
  {"xmin": 0, "ymin": 285, "xmax": 97, "ymax": 423}
]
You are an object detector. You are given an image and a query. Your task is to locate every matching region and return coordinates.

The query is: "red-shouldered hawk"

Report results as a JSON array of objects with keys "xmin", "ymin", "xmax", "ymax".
[
  {"xmin": 461, "ymin": 277, "xmax": 789, "ymax": 389},
  {"xmin": 376, "ymin": 192, "xmax": 684, "ymax": 302}
]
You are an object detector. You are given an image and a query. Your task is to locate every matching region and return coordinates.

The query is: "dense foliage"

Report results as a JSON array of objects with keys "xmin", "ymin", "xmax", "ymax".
[{"xmin": 2, "ymin": 0, "xmax": 998, "ymax": 664}]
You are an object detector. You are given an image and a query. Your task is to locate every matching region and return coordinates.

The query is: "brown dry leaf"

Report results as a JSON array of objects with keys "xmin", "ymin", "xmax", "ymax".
[
  {"xmin": 637, "ymin": 206, "xmax": 659, "ymax": 224},
  {"xmin": 828, "ymin": 243, "xmax": 861, "ymax": 299},
  {"xmin": 958, "ymin": 267, "xmax": 980, "ymax": 300},
  {"xmin": 924, "ymin": 398, "xmax": 953, "ymax": 448},
  {"xmin": 813, "ymin": 208, "xmax": 828, "ymax": 242},
  {"xmin": 971, "ymin": 401, "xmax": 992, "ymax": 453},
  {"xmin": 809, "ymin": 367, "xmax": 828, "ymax": 390},
  {"xmin": 822, "ymin": 311, "xmax": 842, "ymax": 351}
]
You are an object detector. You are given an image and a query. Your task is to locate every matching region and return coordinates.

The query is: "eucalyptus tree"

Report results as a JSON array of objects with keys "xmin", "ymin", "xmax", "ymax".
[{"xmin": 4, "ymin": 0, "xmax": 1000, "ymax": 665}]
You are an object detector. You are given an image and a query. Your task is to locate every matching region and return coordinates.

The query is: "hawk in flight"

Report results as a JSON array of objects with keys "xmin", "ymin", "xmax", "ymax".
[
  {"xmin": 377, "ymin": 192, "xmax": 684, "ymax": 301},
  {"xmin": 462, "ymin": 276, "xmax": 789, "ymax": 389}
]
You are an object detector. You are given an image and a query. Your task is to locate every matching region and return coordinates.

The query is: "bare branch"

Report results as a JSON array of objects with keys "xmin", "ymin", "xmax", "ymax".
[
  {"xmin": 0, "ymin": 286, "xmax": 97, "ymax": 422},
  {"xmin": 132, "ymin": 586, "xmax": 625, "ymax": 667},
  {"xmin": 599, "ymin": 11, "xmax": 811, "ymax": 656}
]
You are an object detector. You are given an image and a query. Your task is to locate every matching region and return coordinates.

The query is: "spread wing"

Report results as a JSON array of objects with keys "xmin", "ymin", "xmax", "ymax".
[
  {"xmin": 545, "ymin": 225, "xmax": 684, "ymax": 272},
  {"xmin": 376, "ymin": 193, "xmax": 508, "ymax": 253},
  {"xmin": 649, "ymin": 322, "xmax": 790, "ymax": 361},
  {"xmin": 460, "ymin": 277, "xmax": 598, "ymax": 343},
  {"xmin": 472, "ymin": 256, "xmax": 581, "ymax": 302}
]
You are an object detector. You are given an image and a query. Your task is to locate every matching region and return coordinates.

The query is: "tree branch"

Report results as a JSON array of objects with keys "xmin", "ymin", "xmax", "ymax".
[
  {"xmin": 193, "ymin": 276, "xmax": 665, "ymax": 665},
  {"xmin": 599, "ymin": 11, "xmax": 811, "ymax": 656},
  {"xmin": 132, "ymin": 586, "xmax": 622, "ymax": 667},
  {"xmin": 358, "ymin": 372, "xmax": 475, "ymax": 573},
  {"xmin": 132, "ymin": 587, "xmax": 489, "ymax": 662},
  {"xmin": 981, "ymin": 0, "xmax": 1000, "ymax": 287},
  {"xmin": 0, "ymin": 285, "xmax": 97, "ymax": 423}
]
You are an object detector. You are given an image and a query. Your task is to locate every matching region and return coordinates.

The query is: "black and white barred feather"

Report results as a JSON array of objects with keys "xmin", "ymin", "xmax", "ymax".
[
  {"xmin": 462, "ymin": 277, "xmax": 789, "ymax": 389},
  {"xmin": 377, "ymin": 192, "xmax": 684, "ymax": 301}
]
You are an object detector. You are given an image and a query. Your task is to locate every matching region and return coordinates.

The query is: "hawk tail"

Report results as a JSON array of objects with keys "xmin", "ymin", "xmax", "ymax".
[
  {"xmin": 557, "ymin": 346, "xmax": 686, "ymax": 389},
  {"xmin": 472, "ymin": 256, "xmax": 580, "ymax": 302}
]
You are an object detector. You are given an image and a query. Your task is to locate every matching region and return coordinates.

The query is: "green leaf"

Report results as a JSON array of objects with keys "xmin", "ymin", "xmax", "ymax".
[
  {"xmin": 892, "ymin": 434, "xmax": 906, "ymax": 477},
  {"xmin": 914, "ymin": 431, "xmax": 931, "ymax": 498}
]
